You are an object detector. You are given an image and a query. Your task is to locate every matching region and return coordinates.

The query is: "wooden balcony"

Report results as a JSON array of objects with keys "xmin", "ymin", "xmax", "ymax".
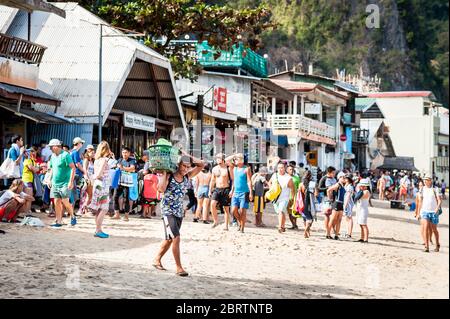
[
  {"xmin": 0, "ymin": 33, "xmax": 47, "ymax": 65},
  {"xmin": 267, "ymin": 114, "xmax": 336, "ymax": 144}
]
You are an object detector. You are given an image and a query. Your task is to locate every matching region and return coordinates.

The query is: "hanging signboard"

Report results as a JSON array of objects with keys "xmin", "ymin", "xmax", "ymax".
[
  {"xmin": 124, "ymin": 112, "xmax": 156, "ymax": 132},
  {"xmin": 304, "ymin": 102, "xmax": 322, "ymax": 115},
  {"xmin": 213, "ymin": 87, "xmax": 227, "ymax": 112}
]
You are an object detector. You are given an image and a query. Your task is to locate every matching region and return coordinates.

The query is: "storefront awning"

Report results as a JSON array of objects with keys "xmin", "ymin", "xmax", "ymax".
[
  {"xmin": 376, "ymin": 156, "xmax": 419, "ymax": 171},
  {"xmin": 203, "ymin": 107, "xmax": 238, "ymax": 122},
  {"xmin": 0, "ymin": 82, "xmax": 61, "ymax": 107},
  {"xmin": 0, "ymin": 104, "xmax": 75, "ymax": 124}
]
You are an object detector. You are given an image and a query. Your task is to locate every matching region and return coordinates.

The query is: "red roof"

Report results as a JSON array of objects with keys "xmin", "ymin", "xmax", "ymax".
[
  {"xmin": 270, "ymin": 79, "xmax": 348, "ymax": 100},
  {"xmin": 367, "ymin": 91, "xmax": 435, "ymax": 99}
]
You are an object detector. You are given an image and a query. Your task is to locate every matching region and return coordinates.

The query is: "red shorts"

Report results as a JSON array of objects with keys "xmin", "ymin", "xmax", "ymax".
[
  {"xmin": 0, "ymin": 207, "xmax": 17, "ymax": 222},
  {"xmin": 399, "ymin": 187, "xmax": 407, "ymax": 196}
]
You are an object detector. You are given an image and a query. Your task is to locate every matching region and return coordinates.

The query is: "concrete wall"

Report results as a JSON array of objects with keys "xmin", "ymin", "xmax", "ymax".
[
  {"xmin": 374, "ymin": 97, "xmax": 436, "ymax": 175},
  {"xmin": 177, "ymin": 73, "xmax": 252, "ymax": 119}
]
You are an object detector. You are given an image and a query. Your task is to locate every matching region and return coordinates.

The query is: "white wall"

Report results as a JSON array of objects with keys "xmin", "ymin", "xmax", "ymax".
[
  {"xmin": 176, "ymin": 73, "xmax": 252, "ymax": 118},
  {"xmin": 374, "ymin": 97, "xmax": 436, "ymax": 174}
]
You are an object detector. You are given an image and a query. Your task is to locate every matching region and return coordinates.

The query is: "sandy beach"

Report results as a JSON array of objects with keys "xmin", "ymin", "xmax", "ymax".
[{"xmin": 0, "ymin": 199, "xmax": 448, "ymax": 299}]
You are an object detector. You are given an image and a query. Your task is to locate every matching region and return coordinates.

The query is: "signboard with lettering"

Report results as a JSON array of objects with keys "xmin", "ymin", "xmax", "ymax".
[
  {"xmin": 304, "ymin": 102, "xmax": 322, "ymax": 115},
  {"xmin": 123, "ymin": 112, "xmax": 156, "ymax": 132},
  {"xmin": 213, "ymin": 87, "xmax": 227, "ymax": 112}
]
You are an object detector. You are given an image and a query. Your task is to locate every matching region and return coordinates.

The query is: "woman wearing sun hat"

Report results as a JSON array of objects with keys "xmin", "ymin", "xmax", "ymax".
[{"xmin": 356, "ymin": 178, "xmax": 371, "ymax": 243}]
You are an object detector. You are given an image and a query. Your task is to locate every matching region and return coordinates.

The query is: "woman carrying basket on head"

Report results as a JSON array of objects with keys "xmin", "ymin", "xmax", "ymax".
[{"xmin": 152, "ymin": 149, "xmax": 205, "ymax": 277}]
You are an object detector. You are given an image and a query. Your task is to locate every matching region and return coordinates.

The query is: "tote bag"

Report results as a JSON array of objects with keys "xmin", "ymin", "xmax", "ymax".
[
  {"xmin": 0, "ymin": 149, "xmax": 20, "ymax": 179},
  {"xmin": 129, "ymin": 173, "xmax": 139, "ymax": 201}
]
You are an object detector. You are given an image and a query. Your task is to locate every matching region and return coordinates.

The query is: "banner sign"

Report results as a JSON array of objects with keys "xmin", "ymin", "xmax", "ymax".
[
  {"xmin": 213, "ymin": 87, "xmax": 227, "ymax": 112},
  {"xmin": 124, "ymin": 112, "xmax": 156, "ymax": 132}
]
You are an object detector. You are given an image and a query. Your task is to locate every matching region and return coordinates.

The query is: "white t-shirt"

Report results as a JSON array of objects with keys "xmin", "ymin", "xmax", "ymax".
[
  {"xmin": 0, "ymin": 190, "xmax": 27, "ymax": 207},
  {"xmin": 400, "ymin": 176, "xmax": 410, "ymax": 187},
  {"xmin": 271, "ymin": 173, "xmax": 292, "ymax": 202},
  {"xmin": 420, "ymin": 186, "xmax": 441, "ymax": 212}
]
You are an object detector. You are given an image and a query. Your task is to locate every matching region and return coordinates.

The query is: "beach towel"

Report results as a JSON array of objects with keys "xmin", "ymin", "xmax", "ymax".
[
  {"xmin": 129, "ymin": 173, "xmax": 139, "ymax": 201},
  {"xmin": 110, "ymin": 169, "xmax": 121, "ymax": 189}
]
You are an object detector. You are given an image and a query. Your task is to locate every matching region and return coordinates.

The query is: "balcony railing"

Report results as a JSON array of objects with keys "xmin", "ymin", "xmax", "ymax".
[
  {"xmin": 267, "ymin": 114, "xmax": 336, "ymax": 140},
  {"xmin": 352, "ymin": 129, "xmax": 369, "ymax": 144},
  {"xmin": 0, "ymin": 33, "xmax": 47, "ymax": 65}
]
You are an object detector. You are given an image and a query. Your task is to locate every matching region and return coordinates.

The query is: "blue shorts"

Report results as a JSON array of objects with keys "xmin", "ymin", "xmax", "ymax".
[
  {"xmin": 420, "ymin": 211, "xmax": 439, "ymax": 225},
  {"xmin": 231, "ymin": 192, "xmax": 249, "ymax": 209},
  {"xmin": 197, "ymin": 185, "xmax": 209, "ymax": 199}
]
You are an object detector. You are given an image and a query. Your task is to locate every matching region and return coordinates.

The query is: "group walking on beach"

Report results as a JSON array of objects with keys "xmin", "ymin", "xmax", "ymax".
[{"xmin": 0, "ymin": 136, "xmax": 445, "ymax": 276}]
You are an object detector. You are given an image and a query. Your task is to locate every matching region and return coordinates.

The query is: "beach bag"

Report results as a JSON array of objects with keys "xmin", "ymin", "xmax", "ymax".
[
  {"xmin": 110, "ymin": 168, "xmax": 121, "ymax": 189},
  {"xmin": 294, "ymin": 188, "xmax": 305, "ymax": 214},
  {"xmin": 129, "ymin": 173, "xmax": 139, "ymax": 201},
  {"xmin": 0, "ymin": 150, "xmax": 20, "ymax": 179},
  {"xmin": 265, "ymin": 173, "xmax": 281, "ymax": 202}
]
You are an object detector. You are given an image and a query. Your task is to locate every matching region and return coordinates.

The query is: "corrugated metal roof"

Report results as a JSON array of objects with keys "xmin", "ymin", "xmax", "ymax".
[
  {"xmin": 367, "ymin": 91, "xmax": 436, "ymax": 99},
  {"xmin": 0, "ymin": 82, "xmax": 60, "ymax": 105},
  {"xmin": 3, "ymin": 2, "xmax": 187, "ymax": 137},
  {"xmin": 0, "ymin": 6, "xmax": 17, "ymax": 33},
  {"xmin": 28, "ymin": 123, "xmax": 93, "ymax": 146},
  {"xmin": 355, "ymin": 98, "xmax": 377, "ymax": 112}
]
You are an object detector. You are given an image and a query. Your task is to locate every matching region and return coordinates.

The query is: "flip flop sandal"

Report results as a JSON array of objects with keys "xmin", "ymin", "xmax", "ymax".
[
  {"xmin": 176, "ymin": 271, "xmax": 189, "ymax": 277},
  {"xmin": 152, "ymin": 264, "xmax": 166, "ymax": 271}
]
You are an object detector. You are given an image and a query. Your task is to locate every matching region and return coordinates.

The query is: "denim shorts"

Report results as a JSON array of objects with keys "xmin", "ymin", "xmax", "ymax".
[
  {"xmin": 231, "ymin": 192, "xmax": 249, "ymax": 209},
  {"xmin": 420, "ymin": 211, "xmax": 439, "ymax": 225}
]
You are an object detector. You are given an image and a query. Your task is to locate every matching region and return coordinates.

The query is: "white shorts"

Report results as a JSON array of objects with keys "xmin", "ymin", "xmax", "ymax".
[{"xmin": 273, "ymin": 200, "xmax": 289, "ymax": 214}]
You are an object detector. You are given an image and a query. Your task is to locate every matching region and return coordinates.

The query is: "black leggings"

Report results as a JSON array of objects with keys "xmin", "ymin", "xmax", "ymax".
[{"xmin": 185, "ymin": 189, "xmax": 197, "ymax": 211}]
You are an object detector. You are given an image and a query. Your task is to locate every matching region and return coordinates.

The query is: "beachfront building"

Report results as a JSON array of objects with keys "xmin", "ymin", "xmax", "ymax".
[
  {"xmin": 176, "ymin": 41, "xmax": 291, "ymax": 165},
  {"xmin": 1, "ymin": 2, "xmax": 187, "ymax": 157},
  {"xmin": 0, "ymin": 1, "xmax": 66, "ymax": 161},
  {"xmin": 269, "ymin": 70, "xmax": 366, "ymax": 171},
  {"xmin": 365, "ymin": 91, "xmax": 449, "ymax": 183},
  {"xmin": 265, "ymin": 79, "xmax": 347, "ymax": 174}
]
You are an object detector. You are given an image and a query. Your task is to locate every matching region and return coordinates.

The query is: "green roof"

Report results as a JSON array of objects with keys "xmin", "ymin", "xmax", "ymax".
[{"xmin": 355, "ymin": 98, "xmax": 377, "ymax": 112}]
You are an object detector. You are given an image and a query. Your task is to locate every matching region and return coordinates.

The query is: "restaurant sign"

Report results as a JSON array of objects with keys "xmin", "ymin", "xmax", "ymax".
[
  {"xmin": 124, "ymin": 112, "xmax": 156, "ymax": 132},
  {"xmin": 213, "ymin": 87, "xmax": 227, "ymax": 112}
]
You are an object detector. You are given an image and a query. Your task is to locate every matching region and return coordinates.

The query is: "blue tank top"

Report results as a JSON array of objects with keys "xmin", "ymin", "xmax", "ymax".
[{"xmin": 234, "ymin": 167, "xmax": 249, "ymax": 193}]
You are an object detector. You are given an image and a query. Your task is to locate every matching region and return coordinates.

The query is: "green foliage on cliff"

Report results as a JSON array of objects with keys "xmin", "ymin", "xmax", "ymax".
[{"xmin": 211, "ymin": 0, "xmax": 449, "ymax": 106}]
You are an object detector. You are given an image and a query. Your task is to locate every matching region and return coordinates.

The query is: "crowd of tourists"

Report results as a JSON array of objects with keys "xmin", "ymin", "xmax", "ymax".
[{"xmin": 0, "ymin": 135, "xmax": 445, "ymax": 275}]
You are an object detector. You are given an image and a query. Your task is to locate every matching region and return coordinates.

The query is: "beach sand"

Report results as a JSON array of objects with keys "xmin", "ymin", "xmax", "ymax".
[{"xmin": 0, "ymin": 200, "xmax": 448, "ymax": 299}]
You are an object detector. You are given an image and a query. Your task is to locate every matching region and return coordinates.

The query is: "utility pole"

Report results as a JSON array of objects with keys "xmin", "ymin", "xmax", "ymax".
[{"xmin": 197, "ymin": 94, "xmax": 204, "ymax": 159}]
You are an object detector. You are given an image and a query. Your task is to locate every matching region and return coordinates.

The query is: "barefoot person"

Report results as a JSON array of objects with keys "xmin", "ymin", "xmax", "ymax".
[
  {"xmin": 209, "ymin": 153, "xmax": 234, "ymax": 230},
  {"xmin": 230, "ymin": 154, "xmax": 253, "ymax": 233},
  {"xmin": 47, "ymin": 139, "xmax": 77, "ymax": 227},
  {"xmin": 269, "ymin": 162, "xmax": 294, "ymax": 233},
  {"xmin": 193, "ymin": 164, "xmax": 212, "ymax": 223},
  {"xmin": 0, "ymin": 179, "xmax": 34, "ymax": 223},
  {"xmin": 317, "ymin": 166, "xmax": 337, "ymax": 239},
  {"xmin": 287, "ymin": 164, "xmax": 301, "ymax": 230},
  {"xmin": 153, "ymin": 153, "xmax": 205, "ymax": 276},
  {"xmin": 417, "ymin": 174, "xmax": 442, "ymax": 253},
  {"xmin": 343, "ymin": 174, "xmax": 355, "ymax": 239},
  {"xmin": 299, "ymin": 170, "xmax": 315, "ymax": 238},
  {"xmin": 356, "ymin": 179, "xmax": 371, "ymax": 243},
  {"xmin": 88, "ymin": 141, "xmax": 112, "ymax": 238},
  {"xmin": 251, "ymin": 166, "xmax": 269, "ymax": 227},
  {"xmin": 327, "ymin": 172, "xmax": 346, "ymax": 240}
]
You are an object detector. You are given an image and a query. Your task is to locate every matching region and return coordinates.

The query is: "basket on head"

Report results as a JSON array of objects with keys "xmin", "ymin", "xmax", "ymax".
[{"xmin": 147, "ymin": 138, "xmax": 180, "ymax": 173}]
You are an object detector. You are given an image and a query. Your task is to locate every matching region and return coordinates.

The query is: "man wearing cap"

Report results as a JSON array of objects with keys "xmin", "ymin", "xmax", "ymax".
[
  {"xmin": 209, "ymin": 153, "xmax": 236, "ymax": 230},
  {"xmin": 70, "ymin": 137, "xmax": 86, "ymax": 210},
  {"xmin": 47, "ymin": 139, "xmax": 77, "ymax": 227},
  {"xmin": 417, "ymin": 174, "xmax": 442, "ymax": 253}
]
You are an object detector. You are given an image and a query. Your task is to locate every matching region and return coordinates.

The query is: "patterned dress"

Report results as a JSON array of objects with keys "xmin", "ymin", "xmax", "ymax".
[{"xmin": 89, "ymin": 158, "xmax": 111, "ymax": 212}]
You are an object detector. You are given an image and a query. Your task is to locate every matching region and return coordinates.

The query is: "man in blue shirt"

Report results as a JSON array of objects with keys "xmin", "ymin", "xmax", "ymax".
[
  {"xmin": 112, "ymin": 147, "xmax": 137, "ymax": 221},
  {"xmin": 5, "ymin": 135, "xmax": 25, "ymax": 186},
  {"xmin": 69, "ymin": 137, "xmax": 85, "ymax": 208}
]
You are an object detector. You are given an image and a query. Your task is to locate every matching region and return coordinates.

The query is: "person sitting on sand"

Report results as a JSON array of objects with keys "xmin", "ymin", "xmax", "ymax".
[
  {"xmin": 153, "ymin": 152, "xmax": 205, "ymax": 277},
  {"xmin": 0, "ymin": 179, "xmax": 34, "ymax": 223}
]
